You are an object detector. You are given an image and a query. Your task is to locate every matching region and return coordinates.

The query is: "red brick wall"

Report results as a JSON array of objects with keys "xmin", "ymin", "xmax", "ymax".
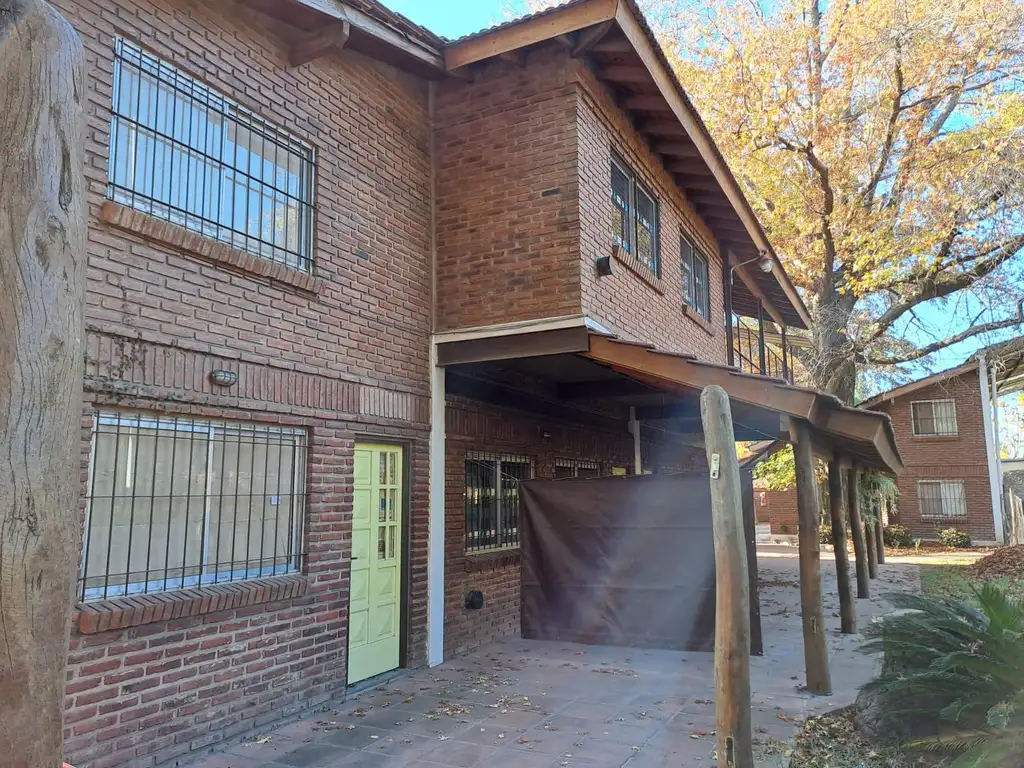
[
  {"xmin": 50, "ymin": 1, "xmax": 434, "ymax": 765},
  {"xmin": 754, "ymin": 487, "xmax": 800, "ymax": 535},
  {"xmin": 874, "ymin": 369, "xmax": 996, "ymax": 543},
  {"xmin": 577, "ymin": 71, "xmax": 728, "ymax": 362},
  {"xmin": 434, "ymin": 47, "xmax": 582, "ymax": 332},
  {"xmin": 443, "ymin": 396, "xmax": 707, "ymax": 656}
]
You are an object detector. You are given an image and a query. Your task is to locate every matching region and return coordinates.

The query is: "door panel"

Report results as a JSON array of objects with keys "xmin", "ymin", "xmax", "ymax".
[{"xmin": 348, "ymin": 443, "xmax": 403, "ymax": 685}]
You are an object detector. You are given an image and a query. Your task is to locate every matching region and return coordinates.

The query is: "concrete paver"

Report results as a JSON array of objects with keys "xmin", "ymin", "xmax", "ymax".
[{"xmin": 188, "ymin": 546, "xmax": 919, "ymax": 768}]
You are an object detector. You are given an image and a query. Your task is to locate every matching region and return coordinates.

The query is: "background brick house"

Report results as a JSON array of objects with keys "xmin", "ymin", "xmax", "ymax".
[{"xmin": 51, "ymin": 0, "xmax": 899, "ymax": 765}]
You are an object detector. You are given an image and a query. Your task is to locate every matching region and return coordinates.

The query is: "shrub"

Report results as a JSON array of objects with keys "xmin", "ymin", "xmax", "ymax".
[
  {"xmin": 938, "ymin": 527, "xmax": 972, "ymax": 549},
  {"xmin": 819, "ymin": 522, "xmax": 833, "ymax": 545},
  {"xmin": 883, "ymin": 524, "xmax": 913, "ymax": 548},
  {"xmin": 860, "ymin": 585, "xmax": 1024, "ymax": 764}
]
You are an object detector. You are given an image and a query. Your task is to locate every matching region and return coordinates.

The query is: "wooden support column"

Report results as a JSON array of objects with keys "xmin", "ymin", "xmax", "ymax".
[
  {"xmin": 875, "ymin": 516, "xmax": 886, "ymax": 565},
  {"xmin": 827, "ymin": 458, "xmax": 856, "ymax": 634},
  {"xmin": 865, "ymin": 510, "xmax": 879, "ymax": 579},
  {"xmin": 846, "ymin": 468, "xmax": 869, "ymax": 598},
  {"xmin": 700, "ymin": 386, "xmax": 754, "ymax": 768},
  {"xmin": 0, "ymin": 3, "xmax": 86, "ymax": 766},
  {"xmin": 792, "ymin": 422, "xmax": 832, "ymax": 695}
]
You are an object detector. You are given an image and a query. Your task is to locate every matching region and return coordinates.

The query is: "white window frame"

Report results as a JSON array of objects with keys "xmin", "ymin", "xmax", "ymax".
[
  {"xmin": 910, "ymin": 398, "xmax": 958, "ymax": 436},
  {"xmin": 917, "ymin": 480, "xmax": 968, "ymax": 519},
  {"xmin": 81, "ymin": 411, "xmax": 307, "ymax": 601}
]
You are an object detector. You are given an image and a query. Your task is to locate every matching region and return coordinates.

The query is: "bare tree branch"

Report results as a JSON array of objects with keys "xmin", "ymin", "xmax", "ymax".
[{"xmin": 862, "ymin": 54, "xmax": 904, "ymax": 208}]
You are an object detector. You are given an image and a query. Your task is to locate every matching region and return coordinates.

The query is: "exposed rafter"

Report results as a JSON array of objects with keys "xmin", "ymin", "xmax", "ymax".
[
  {"xmin": 654, "ymin": 142, "xmax": 701, "ymax": 159},
  {"xmin": 622, "ymin": 94, "xmax": 672, "ymax": 111},
  {"xmin": 289, "ymin": 21, "xmax": 350, "ymax": 67},
  {"xmin": 598, "ymin": 65, "xmax": 651, "ymax": 83},
  {"xmin": 572, "ymin": 20, "xmax": 614, "ymax": 57}
]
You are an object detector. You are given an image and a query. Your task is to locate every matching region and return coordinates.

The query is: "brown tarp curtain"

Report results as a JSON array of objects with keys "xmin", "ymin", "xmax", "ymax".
[{"xmin": 521, "ymin": 473, "xmax": 762, "ymax": 654}]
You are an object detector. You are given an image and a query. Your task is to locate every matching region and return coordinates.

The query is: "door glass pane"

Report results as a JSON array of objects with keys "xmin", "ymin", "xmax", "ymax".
[{"xmin": 378, "ymin": 489, "xmax": 388, "ymax": 522}]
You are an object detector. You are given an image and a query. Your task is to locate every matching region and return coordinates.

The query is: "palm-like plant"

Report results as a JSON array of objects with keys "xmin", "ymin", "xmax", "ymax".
[{"xmin": 860, "ymin": 584, "xmax": 1024, "ymax": 766}]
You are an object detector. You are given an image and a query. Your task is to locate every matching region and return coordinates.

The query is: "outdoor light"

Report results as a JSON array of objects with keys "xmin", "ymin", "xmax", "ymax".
[
  {"xmin": 209, "ymin": 369, "xmax": 238, "ymax": 387},
  {"xmin": 758, "ymin": 250, "xmax": 774, "ymax": 273}
]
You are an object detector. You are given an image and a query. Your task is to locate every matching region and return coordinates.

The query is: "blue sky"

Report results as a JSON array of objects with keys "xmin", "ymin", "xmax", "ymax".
[{"xmin": 382, "ymin": 0, "xmax": 511, "ymax": 38}]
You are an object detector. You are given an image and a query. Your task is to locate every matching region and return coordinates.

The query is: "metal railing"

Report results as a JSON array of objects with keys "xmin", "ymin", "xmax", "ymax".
[{"xmin": 732, "ymin": 323, "xmax": 793, "ymax": 383}]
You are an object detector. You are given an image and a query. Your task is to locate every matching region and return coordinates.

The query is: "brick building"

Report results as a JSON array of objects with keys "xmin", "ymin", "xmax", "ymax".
[
  {"xmin": 48, "ymin": 0, "xmax": 902, "ymax": 765},
  {"xmin": 861, "ymin": 349, "xmax": 1020, "ymax": 545}
]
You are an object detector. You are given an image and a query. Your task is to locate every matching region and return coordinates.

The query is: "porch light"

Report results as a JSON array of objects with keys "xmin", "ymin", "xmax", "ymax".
[
  {"xmin": 209, "ymin": 369, "xmax": 238, "ymax": 387},
  {"xmin": 758, "ymin": 250, "xmax": 774, "ymax": 273}
]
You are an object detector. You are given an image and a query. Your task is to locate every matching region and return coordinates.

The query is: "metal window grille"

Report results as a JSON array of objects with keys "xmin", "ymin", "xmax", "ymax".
[
  {"xmin": 465, "ymin": 452, "xmax": 533, "ymax": 552},
  {"xmin": 610, "ymin": 154, "xmax": 660, "ymax": 276},
  {"xmin": 911, "ymin": 400, "xmax": 958, "ymax": 436},
  {"xmin": 680, "ymin": 237, "xmax": 709, "ymax": 320},
  {"xmin": 108, "ymin": 38, "xmax": 316, "ymax": 272},
  {"xmin": 81, "ymin": 411, "xmax": 308, "ymax": 602},
  {"xmin": 918, "ymin": 480, "xmax": 967, "ymax": 518},
  {"xmin": 553, "ymin": 459, "xmax": 601, "ymax": 479}
]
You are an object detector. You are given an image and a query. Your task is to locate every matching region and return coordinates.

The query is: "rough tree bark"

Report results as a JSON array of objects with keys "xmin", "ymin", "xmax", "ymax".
[
  {"xmin": 846, "ymin": 468, "xmax": 870, "ymax": 599},
  {"xmin": 827, "ymin": 458, "xmax": 855, "ymax": 634},
  {"xmin": 0, "ymin": 2, "xmax": 86, "ymax": 766}
]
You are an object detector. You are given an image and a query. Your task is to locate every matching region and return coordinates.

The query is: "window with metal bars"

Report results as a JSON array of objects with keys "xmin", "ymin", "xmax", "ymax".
[
  {"xmin": 553, "ymin": 459, "xmax": 602, "ymax": 479},
  {"xmin": 464, "ymin": 453, "xmax": 533, "ymax": 552},
  {"xmin": 81, "ymin": 412, "xmax": 308, "ymax": 602},
  {"xmin": 680, "ymin": 237, "xmax": 710, "ymax": 320},
  {"xmin": 107, "ymin": 39, "xmax": 316, "ymax": 272},
  {"xmin": 911, "ymin": 399, "xmax": 958, "ymax": 436},
  {"xmin": 610, "ymin": 153, "xmax": 659, "ymax": 275},
  {"xmin": 918, "ymin": 480, "xmax": 967, "ymax": 518}
]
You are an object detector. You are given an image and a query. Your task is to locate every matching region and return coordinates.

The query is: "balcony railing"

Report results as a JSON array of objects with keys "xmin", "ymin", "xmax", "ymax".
[{"xmin": 732, "ymin": 322, "xmax": 793, "ymax": 383}]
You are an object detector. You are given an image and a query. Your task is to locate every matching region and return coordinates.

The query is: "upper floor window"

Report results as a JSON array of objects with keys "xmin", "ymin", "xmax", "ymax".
[
  {"xmin": 108, "ymin": 39, "xmax": 316, "ymax": 273},
  {"xmin": 81, "ymin": 412, "xmax": 307, "ymax": 601},
  {"xmin": 465, "ymin": 452, "xmax": 533, "ymax": 552},
  {"xmin": 611, "ymin": 154, "xmax": 659, "ymax": 275},
  {"xmin": 680, "ymin": 237, "xmax": 710, "ymax": 320},
  {"xmin": 553, "ymin": 459, "xmax": 601, "ymax": 479},
  {"xmin": 911, "ymin": 399, "xmax": 958, "ymax": 436}
]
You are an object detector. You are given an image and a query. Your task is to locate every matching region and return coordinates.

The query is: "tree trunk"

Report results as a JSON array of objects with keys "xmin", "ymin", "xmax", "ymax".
[
  {"xmin": 875, "ymin": 517, "xmax": 886, "ymax": 565},
  {"xmin": 846, "ymin": 468, "xmax": 870, "ymax": 599},
  {"xmin": 0, "ymin": 3, "xmax": 86, "ymax": 765},
  {"xmin": 792, "ymin": 421, "xmax": 831, "ymax": 695},
  {"xmin": 827, "ymin": 459, "xmax": 855, "ymax": 634},
  {"xmin": 701, "ymin": 386, "xmax": 754, "ymax": 768}
]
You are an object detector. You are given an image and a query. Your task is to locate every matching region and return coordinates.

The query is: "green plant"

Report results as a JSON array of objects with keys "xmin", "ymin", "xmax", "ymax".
[
  {"xmin": 819, "ymin": 523, "xmax": 835, "ymax": 545},
  {"xmin": 938, "ymin": 528, "xmax": 972, "ymax": 549},
  {"xmin": 914, "ymin": 538, "xmax": 923, "ymax": 551},
  {"xmin": 883, "ymin": 524, "xmax": 913, "ymax": 548},
  {"xmin": 860, "ymin": 585, "xmax": 1024, "ymax": 765}
]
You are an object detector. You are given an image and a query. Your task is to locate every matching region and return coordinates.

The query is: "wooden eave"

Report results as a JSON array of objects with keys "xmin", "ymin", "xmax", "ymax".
[{"xmin": 443, "ymin": 0, "xmax": 811, "ymax": 330}]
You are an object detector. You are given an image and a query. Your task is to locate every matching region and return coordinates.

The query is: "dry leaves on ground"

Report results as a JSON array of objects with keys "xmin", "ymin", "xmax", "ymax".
[{"xmin": 968, "ymin": 545, "xmax": 1024, "ymax": 581}]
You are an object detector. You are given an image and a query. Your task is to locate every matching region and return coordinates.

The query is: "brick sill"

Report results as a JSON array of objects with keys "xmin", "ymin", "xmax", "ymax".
[
  {"xmin": 75, "ymin": 574, "xmax": 308, "ymax": 634},
  {"xmin": 911, "ymin": 435, "xmax": 961, "ymax": 441},
  {"xmin": 100, "ymin": 201, "xmax": 324, "ymax": 294},
  {"xmin": 682, "ymin": 304, "xmax": 715, "ymax": 336},
  {"xmin": 611, "ymin": 247, "xmax": 665, "ymax": 295},
  {"xmin": 464, "ymin": 549, "xmax": 521, "ymax": 572}
]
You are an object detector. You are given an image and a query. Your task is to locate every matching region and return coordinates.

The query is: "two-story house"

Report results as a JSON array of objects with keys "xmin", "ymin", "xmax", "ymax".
[
  {"xmin": 52, "ymin": 0, "xmax": 901, "ymax": 765},
  {"xmin": 861, "ymin": 339, "xmax": 1024, "ymax": 545}
]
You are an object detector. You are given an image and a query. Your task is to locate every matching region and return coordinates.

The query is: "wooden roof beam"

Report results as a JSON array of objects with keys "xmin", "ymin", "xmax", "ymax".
[
  {"xmin": 289, "ymin": 21, "xmax": 350, "ymax": 67},
  {"xmin": 640, "ymin": 120, "xmax": 688, "ymax": 136},
  {"xmin": 622, "ymin": 94, "xmax": 672, "ymax": 111},
  {"xmin": 598, "ymin": 65, "xmax": 651, "ymax": 83},
  {"xmin": 572, "ymin": 20, "xmax": 614, "ymax": 57},
  {"xmin": 590, "ymin": 35, "xmax": 634, "ymax": 54},
  {"xmin": 444, "ymin": 0, "xmax": 617, "ymax": 69},
  {"xmin": 655, "ymin": 142, "xmax": 701, "ymax": 159},
  {"xmin": 728, "ymin": 251, "xmax": 787, "ymax": 327}
]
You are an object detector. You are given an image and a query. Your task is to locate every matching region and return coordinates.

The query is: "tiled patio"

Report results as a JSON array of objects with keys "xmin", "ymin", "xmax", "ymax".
[{"xmin": 189, "ymin": 547, "xmax": 919, "ymax": 768}]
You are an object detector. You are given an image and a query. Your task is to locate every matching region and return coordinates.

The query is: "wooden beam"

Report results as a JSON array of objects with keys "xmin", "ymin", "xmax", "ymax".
[
  {"xmin": 655, "ymin": 141, "xmax": 701, "ymax": 159},
  {"xmin": 865, "ymin": 505, "xmax": 879, "ymax": 579},
  {"xmin": 634, "ymin": 403, "xmax": 701, "ymax": 420},
  {"xmin": 665, "ymin": 160, "xmax": 712, "ymax": 175},
  {"xmin": 640, "ymin": 119, "xmax": 687, "ymax": 136},
  {"xmin": 572, "ymin": 20, "xmax": 614, "ymax": 57},
  {"xmin": 793, "ymin": 421, "xmax": 832, "ymax": 695},
  {"xmin": 437, "ymin": 326, "xmax": 590, "ymax": 366},
  {"xmin": 729, "ymin": 255, "xmax": 788, "ymax": 328},
  {"xmin": 444, "ymin": 0, "xmax": 617, "ymax": 69},
  {"xmin": 598, "ymin": 65, "xmax": 651, "ymax": 83},
  {"xmin": 289, "ymin": 21, "xmax": 350, "ymax": 67},
  {"xmin": 621, "ymin": 94, "xmax": 671, "ymax": 111},
  {"xmin": 846, "ymin": 467, "xmax": 870, "ymax": 599},
  {"xmin": 553, "ymin": 33, "xmax": 575, "ymax": 49},
  {"xmin": 701, "ymin": 385, "xmax": 755, "ymax": 768},
  {"xmin": 676, "ymin": 175, "xmax": 724, "ymax": 192},
  {"xmin": 875, "ymin": 516, "xmax": 886, "ymax": 564},
  {"xmin": 828, "ymin": 458, "xmax": 856, "ymax": 634},
  {"xmin": 497, "ymin": 49, "xmax": 526, "ymax": 66},
  {"xmin": 591, "ymin": 35, "xmax": 634, "ymax": 54},
  {"xmin": 556, "ymin": 378, "xmax": 660, "ymax": 400}
]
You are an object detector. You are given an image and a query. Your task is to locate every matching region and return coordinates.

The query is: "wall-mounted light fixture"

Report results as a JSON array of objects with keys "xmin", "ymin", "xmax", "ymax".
[
  {"xmin": 209, "ymin": 369, "xmax": 239, "ymax": 387},
  {"xmin": 731, "ymin": 249, "xmax": 774, "ymax": 276}
]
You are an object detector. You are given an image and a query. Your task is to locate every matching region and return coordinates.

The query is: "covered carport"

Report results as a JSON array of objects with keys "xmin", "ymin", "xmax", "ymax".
[{"xmin": 435, "ymin": 318, "xmax": 903, "ymax": 695}]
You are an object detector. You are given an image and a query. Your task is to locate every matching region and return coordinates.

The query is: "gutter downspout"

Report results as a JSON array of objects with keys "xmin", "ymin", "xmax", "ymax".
[
  {"xmin": 979, "ymin": 353, "xmax": 1006, "ymax": 544},
  {"xmin": 427, "ymin": 80, "xmax": 446, "ymax": 666}
]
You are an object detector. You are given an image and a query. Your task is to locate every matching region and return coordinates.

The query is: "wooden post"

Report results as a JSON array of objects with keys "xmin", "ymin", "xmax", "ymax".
[
  {"xmin": 792, "ymin": 422, "xmax": 832, "ymax": 695},
  {"xmin": 827, "ymin": 458, "xmax": 855, "ymax": 634},
  {"xmin": 875, "ymin": 516, "xmax": 886, "ymax": 565},
  {"xmin": 846, "ymin": 467, "xmax": 869, "ymax": 599},
  {"xmin": 865, "ymin": 515, "xmax": 879, "ymax": 579},
  {"xmin": 0, "ymin": 4, "xmax": 86, "ymax": 767},
  {"xmin": 700, "ymin": 386, "xmax": 753, "ymax": 768}
]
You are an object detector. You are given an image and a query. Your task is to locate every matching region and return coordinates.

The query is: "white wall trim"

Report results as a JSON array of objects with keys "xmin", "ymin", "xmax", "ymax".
[
  {"xmin": 427, "ymin": 342, "xmax": 446, "ymax": 665},
  {"xmin": 979, "ymin": 353, "xmax": 1006, "ymax": 544}
]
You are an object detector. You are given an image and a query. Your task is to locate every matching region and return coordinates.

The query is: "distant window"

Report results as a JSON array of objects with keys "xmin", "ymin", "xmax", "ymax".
[
  {"xmin": 911, "ymin": 399, "xmax": 958, "ymax": 436},
  {"xmin": 680, "ymin": 237, "xmax": 710, "ymax": 320},
  {"xmin": 610, "ymin": 154, "xmax": 659, "ymax": 275},
  {"xmin": 918, "ymin": 480, "xmax": 967, "ymax": 518},
  {"xmin": 108, "ymin": 39, "xmax": 316, "ymax": 272},
  {"xmin": 553, "ymin": 459, "xmax": 601, "ymax": 479},
  {"xmin": 464, "ymin": 453, "xmax": 533, "ymax": 552}
]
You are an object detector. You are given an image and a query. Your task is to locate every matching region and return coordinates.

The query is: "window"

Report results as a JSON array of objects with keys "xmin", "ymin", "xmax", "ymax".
[
  {"xmin": 553, "ymin": 459, "xmax": 601, "ymax": 480},
  {"xmin": 680, "ymin": 237, "xmax": 710, "ymax": 320},
  {"xmin": 465, "ymin": 453, "xmax": 533, "ymax": 552},
  {"xmin": 911, "ymin": 399, "xmax": 958, "ymax": 436},
  {"xmin": 81, "ymin": 412, "xmax": 307, "ymax": 601},
  {"xmin": 108, "ymin": 39, "xmax": 316, "ymax": 272},
  {"xmin": 918, "ymin": 481, "xmax": 967, "ymax": 518},
  {"xmin": 610, "ymin": 154, "xmax": 659, "ymax": 274}
]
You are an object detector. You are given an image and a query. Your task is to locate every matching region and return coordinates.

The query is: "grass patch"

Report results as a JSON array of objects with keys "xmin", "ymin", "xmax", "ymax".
[{"xmin": 920, "ymin": 565, "xmax": 1024, "ymax": 605}]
